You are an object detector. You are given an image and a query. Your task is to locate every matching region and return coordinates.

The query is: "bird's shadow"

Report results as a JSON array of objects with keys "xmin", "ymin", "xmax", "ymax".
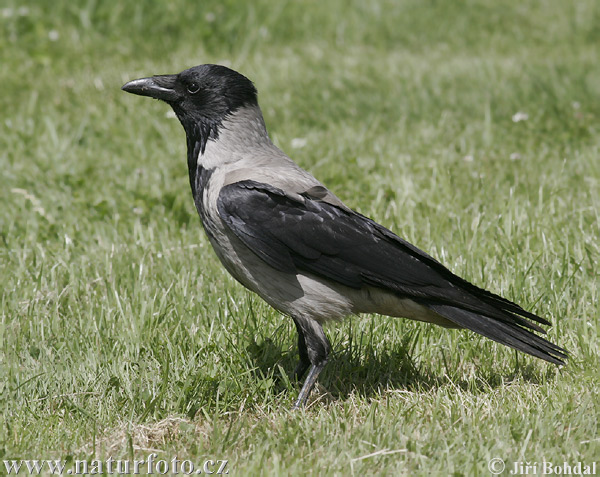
[{"xmin": 246, "ymin": 333, "xmax": 554, "ymax": 404}]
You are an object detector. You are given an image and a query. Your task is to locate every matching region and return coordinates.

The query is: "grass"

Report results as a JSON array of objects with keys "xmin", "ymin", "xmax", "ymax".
[{"xmin": 1, "ymin": 0, "xmax": 599, "ymax": 474}]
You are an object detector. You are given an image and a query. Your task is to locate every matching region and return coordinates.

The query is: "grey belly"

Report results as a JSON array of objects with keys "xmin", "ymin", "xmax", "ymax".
[{"xmin": 205, "ymin": 229, "xmax": 459, "ymax": 328}]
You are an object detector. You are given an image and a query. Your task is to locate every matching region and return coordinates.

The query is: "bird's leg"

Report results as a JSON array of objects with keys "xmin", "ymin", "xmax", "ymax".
[
  {"xmin": 291, "ymin": 316, "xmax": 331, "ymax": 410},
  {"xmin": 292, "ymin": 360, "xmax": 328, "ymax": 410},
  {"xmin": 293, "ymin": 320, "xmax": 311, "ymax": 380}
]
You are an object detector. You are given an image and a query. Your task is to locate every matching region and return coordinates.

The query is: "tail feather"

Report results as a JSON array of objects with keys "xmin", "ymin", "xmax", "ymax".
[
  {"xmin": 427, "ymin": 303, "xmax": 567, "ymax": 365},
  {"xmin": 462, "ymin": 282, "xmax": 552, "ymax": 327}
]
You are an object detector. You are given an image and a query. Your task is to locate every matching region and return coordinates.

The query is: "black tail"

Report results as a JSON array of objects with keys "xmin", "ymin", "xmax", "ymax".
[{"xmin": 426, "ymin": 303, "xmax": 567, "ymax": 365}]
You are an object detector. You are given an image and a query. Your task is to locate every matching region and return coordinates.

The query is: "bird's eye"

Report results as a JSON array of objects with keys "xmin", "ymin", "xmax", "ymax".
[{"xmin": 187, "ymin": 82, "xmax": 200, "ymax": 94}]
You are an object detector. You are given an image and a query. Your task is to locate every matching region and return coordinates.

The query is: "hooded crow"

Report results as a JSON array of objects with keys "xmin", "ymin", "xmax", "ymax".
[{"xmin": 122, "ymin": 65, "xmax": 566, "ymax": 409}]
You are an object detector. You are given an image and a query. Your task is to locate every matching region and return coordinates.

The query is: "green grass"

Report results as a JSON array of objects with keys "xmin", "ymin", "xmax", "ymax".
[{"xmin": 1, "ymin": 0, "xmax": 599, "ymax": 474}]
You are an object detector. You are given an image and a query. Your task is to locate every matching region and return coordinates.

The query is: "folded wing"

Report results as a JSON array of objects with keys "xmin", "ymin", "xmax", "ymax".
[{"xmin": 217, "ymin": 180, "xmax": 566, "ymax": 364}]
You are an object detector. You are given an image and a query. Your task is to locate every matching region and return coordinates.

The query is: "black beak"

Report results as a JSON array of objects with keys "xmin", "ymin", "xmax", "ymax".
[{"xmin": 121, "ymin": 74, "xmax": 179, "ymax": 102}]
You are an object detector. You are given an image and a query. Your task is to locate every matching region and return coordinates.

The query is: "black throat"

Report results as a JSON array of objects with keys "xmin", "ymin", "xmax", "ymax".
[{"xmin": 184, "ymin": 120, "xmax": 218, "ymax": 198}]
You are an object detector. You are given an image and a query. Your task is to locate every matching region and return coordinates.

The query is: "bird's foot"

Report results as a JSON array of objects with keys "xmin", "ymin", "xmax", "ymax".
[{"xmin": 291, "ymin": 360, "xmax": 328, "ymax": 410}]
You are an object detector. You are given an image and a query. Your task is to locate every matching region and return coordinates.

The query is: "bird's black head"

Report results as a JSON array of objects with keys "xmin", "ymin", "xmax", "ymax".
[{"xmin": 122, "ymin": 64, "xmax": 258, "ymax": 153}]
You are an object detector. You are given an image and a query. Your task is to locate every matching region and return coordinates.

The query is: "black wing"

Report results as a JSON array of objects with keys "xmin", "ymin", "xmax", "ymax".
[{"xmin": 217, "ymin": 180, "xmax": 566, "ymax": 364}]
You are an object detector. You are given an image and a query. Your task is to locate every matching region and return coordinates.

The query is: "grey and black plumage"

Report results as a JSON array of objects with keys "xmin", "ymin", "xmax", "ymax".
[{"xmin": 122, "ymin": 64, "xmax": 567, "ymax": 409}]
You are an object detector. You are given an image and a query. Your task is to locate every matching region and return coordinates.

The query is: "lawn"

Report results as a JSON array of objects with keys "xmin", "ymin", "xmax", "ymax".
[{"xmin": 1, "ymin": 0, "xmax": 599, "ymax": 474}]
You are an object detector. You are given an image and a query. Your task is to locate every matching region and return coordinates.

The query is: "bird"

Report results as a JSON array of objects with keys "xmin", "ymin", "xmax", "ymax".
[{"xmin": 122, "ymin": 64, "xmax": 567, "ymax": 409}]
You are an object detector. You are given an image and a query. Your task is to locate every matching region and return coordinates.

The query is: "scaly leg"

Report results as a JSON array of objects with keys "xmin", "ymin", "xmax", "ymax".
[
  {"xmin": 292, "ymin": 360, "xmax": 328, "ymax": 410},
  {"xmin": 291, "ymin": 316, "xmax": 331, "ymax": 410}
]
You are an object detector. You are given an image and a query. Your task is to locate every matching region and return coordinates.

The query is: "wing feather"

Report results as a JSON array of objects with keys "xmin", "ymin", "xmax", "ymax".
[{"xmin": 217, "ymin": 180, "xmax": 566, "ymax": 364}]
